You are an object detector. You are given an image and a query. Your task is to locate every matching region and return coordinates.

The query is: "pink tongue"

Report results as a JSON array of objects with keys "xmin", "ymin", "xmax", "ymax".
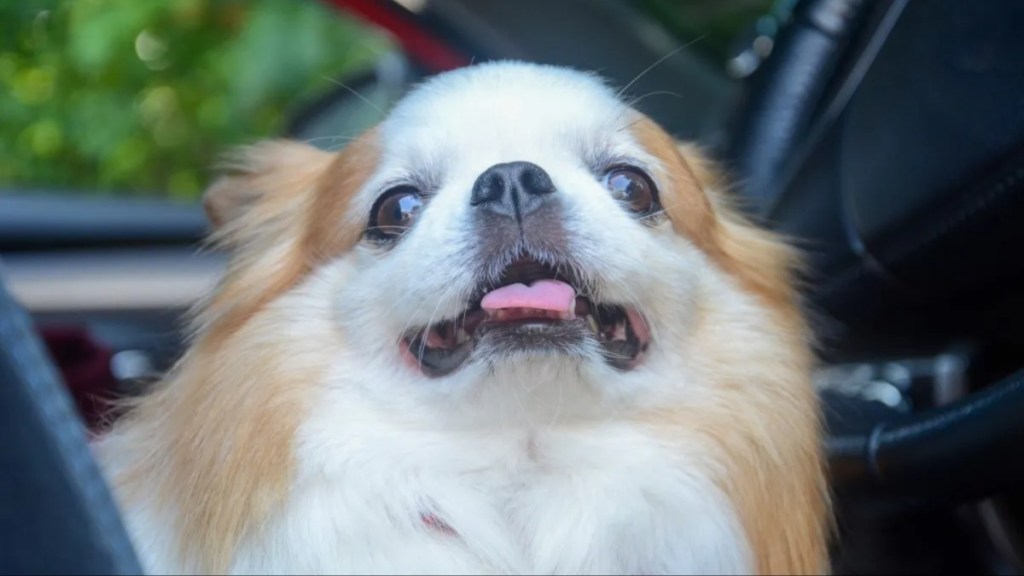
[{"xmin": 481, "ymin": 279, "xmax": 576, "ymax": 315}]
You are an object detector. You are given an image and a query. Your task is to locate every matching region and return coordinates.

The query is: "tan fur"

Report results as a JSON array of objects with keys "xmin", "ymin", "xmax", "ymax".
[
  {"xmin": 198, "ymin": 132, "xmax": 376, "ymax": 341},
  {"xmin": 630, "ymin": 117, "xmax": 803, "ymax": 308},
  {"xmin": 106, "ymin": 133, "xmax": 379, "ymax": 573},
  {"xmin": 629, "ymin": 117, "xmax": 718, "ymax": 252},
  {"xmin": 695, "ymin": 307, "xmax": 829, "ymax": 575},
  {"xmin": 631, "ymin": 118, "xmax": 831, "ymax": 574}
]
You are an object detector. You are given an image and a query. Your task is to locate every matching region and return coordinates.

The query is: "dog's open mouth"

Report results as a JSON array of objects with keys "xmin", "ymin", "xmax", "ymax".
[{"xmin": 402, "ymin": 258, "xmax": 651, "ymax": 377}]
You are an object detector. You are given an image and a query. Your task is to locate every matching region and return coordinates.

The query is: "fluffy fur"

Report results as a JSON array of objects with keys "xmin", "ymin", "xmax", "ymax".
[{"xmin": 95, "ymin": 61, "xmax": 830, "ymax": 575}]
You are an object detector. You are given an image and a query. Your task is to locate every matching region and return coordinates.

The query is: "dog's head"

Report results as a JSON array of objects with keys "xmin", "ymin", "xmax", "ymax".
[
  {"xmin": 199, "ymin": 61, "xmax": 804, "ymax": 426},
  {"xmin": 111, "ymin": 62, "xmax": 826, "ymax": 574}
]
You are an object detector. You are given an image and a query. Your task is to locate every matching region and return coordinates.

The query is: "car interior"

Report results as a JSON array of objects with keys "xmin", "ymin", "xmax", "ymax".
[{"xmin": 2, "ymin": 0, "xmax": 1023, "ymax": 573}]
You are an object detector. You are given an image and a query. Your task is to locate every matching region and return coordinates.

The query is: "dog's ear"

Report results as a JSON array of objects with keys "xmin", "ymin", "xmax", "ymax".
[
  {"xmin": 202, "ymin": 140, "xmax": 334, "ymax": 232},
  {"xmin": 192, "ymin": 133, "xmax": 378, "ymax": 341},
  {"xmin": 674, "ymin": 142, "xmax": 729, "ymax": 195},
  {"xmin": 674, "ymin": 141, "xmax": 805, "ymax": 307}
]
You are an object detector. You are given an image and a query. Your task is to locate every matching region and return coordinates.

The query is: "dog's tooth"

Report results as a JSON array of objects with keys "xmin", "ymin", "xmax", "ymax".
[
  {"xmin": 425, "ymin": 325, "xmax": 447, "ymax": 348},
  {"xmin": 612, "ymin": 320, "xmax": 628, "ymax": 341},
  {"xmin": 456, "ymin": 326, "xmax": 471, "ymax": 344},
  {"xmin": 586, "ymin": 314, "xmax": 599, "ymax": 333}
]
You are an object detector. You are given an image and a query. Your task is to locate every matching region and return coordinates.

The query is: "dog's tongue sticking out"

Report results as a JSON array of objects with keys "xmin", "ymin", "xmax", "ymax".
[{"xmin": 481, "ymin": 279, "xmax": 576, "ymax": 318}]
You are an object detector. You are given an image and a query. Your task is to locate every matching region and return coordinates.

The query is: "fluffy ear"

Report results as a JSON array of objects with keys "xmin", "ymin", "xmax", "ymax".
[
  {"xmin": 202, "ymin": 139, "xmax": 335, "ymax": 233},
  {"xmin": 191, "ymin": 133, "xmax": 379, "ymax": 343},
  {"xmin": 675, "ymin": 142, "xmax": 805, "ymax": 307},
  {"xmin": 673, "ymin": 142, "xmax": 731, "ymax": 197}
]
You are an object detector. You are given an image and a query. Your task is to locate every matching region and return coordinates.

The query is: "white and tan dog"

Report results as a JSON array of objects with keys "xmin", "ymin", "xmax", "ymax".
[{"xmin": 96, "ymin": 61, "xmax": 830, "ymax": 575}]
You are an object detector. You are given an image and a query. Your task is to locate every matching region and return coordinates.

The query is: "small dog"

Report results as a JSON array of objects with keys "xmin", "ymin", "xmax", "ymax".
[{"xmin": 96, "ymin": 61, "xmax": 830, "ymax": 575}]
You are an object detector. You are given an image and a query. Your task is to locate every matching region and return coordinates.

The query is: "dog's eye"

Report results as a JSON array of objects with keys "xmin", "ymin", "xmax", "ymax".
[
  {"xmin": 368, "ymin": 186, "xmax": 423, "ymax": 240},
  {"xmin": 602, "ymin": 166, "xmax": 658, "ymax": 215}
]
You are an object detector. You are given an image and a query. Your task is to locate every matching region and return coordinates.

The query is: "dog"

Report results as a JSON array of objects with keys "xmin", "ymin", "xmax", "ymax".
[{"xmin": 95, "ymin": 61, "xmax": 830, "ymax": 575}]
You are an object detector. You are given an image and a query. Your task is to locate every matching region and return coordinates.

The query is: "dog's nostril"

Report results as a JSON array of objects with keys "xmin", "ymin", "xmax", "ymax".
[
  {"xmin": 518, "ymin": 165, "xmax": 555, "ymax": 197},
  {"xmin": 472, "ymin": 171, "xmax": 506, "ymax": 205},
  {"xmin": 470, "ymin": 161, "xmax": 556, "ymax": 219}
]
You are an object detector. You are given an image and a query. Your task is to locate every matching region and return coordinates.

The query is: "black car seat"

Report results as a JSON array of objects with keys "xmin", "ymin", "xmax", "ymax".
[{"xmin": 0, "ymin": 270, "xmax": 142, "ymax": 575}]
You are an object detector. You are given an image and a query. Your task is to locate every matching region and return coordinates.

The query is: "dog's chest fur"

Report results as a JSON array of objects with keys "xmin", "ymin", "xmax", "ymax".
[{"xmin": 221, "ymin": 414, "xmax": 752, "ymax": 575}]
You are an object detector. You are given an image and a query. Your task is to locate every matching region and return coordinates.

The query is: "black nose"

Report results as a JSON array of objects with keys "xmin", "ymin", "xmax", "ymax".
[{"xmin": 470, "ymin": 161, "xmax": 556, "ymax": 221}]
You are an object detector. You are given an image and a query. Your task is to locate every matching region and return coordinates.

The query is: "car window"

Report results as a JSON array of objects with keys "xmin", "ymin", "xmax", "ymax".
[{"xmin": 0, "ymin": 0, "xmax": 395, "ymax": 203}]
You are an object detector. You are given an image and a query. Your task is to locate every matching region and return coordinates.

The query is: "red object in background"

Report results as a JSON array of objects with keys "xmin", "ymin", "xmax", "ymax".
[
  {"xmin": 324, "ymin": 0, "xmax": 470, "ymax": 72},
  {"xmin": 41, "ymin": 327, "xmax": 117, "ymax": 432}
]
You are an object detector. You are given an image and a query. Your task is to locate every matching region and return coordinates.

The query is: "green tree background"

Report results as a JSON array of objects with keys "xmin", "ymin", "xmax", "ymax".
[{"xmin": 0, "ymin": 0, "xmax": 390, "ymax": 201}]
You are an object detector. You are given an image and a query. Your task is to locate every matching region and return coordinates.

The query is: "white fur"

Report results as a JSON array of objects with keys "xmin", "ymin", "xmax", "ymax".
[
  {"xmin": 217, "ymin": 262, "xmax": 753, "ymax": 575},
  {"xmin": 102, "ymin": 61, "xmax": 765, "ymax": 574}
]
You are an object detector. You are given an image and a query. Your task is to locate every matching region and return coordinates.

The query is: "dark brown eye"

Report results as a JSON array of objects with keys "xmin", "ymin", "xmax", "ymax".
[
  {"xmin": 603, "ymin": 166, "xmax": 658, "ymax": 215},
  {"xmin": 368, "ymin": 186, "xmax": 423, "ymax": 240}
]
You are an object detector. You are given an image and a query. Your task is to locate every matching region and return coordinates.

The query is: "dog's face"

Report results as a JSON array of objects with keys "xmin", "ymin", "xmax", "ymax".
[
  {"xmin": 201, "ymin": 61, "xmax": 798, "ymax": 426},
  {"xmin": 336, "ymin": 64, "xmax": 724, "ymax": 420},
  {"xmin": 360, "ymin": 65, "xmax": 660, "ymax": 373}
]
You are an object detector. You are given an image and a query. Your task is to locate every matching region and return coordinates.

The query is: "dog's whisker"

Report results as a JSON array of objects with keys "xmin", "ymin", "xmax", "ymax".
[
  {"xmin": 624, "ymin": 90, "xmax": 684, "ymax": 112},
  {"xmin": 615, "ymin": 34, "xmax": 709, "ymax": 100},
  {"xmin": 302, "ymin": 134, "xmax": 362, "ymax": 147},
  {"xmin": 321, "ymin": 75, "xmax": 387, "ymax": 117}
]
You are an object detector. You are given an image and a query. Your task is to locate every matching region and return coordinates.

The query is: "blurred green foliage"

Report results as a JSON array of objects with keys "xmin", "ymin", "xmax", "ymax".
[{"xmin": 0, "ymin": 0, "xmax": 391, "ymax": 201}]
